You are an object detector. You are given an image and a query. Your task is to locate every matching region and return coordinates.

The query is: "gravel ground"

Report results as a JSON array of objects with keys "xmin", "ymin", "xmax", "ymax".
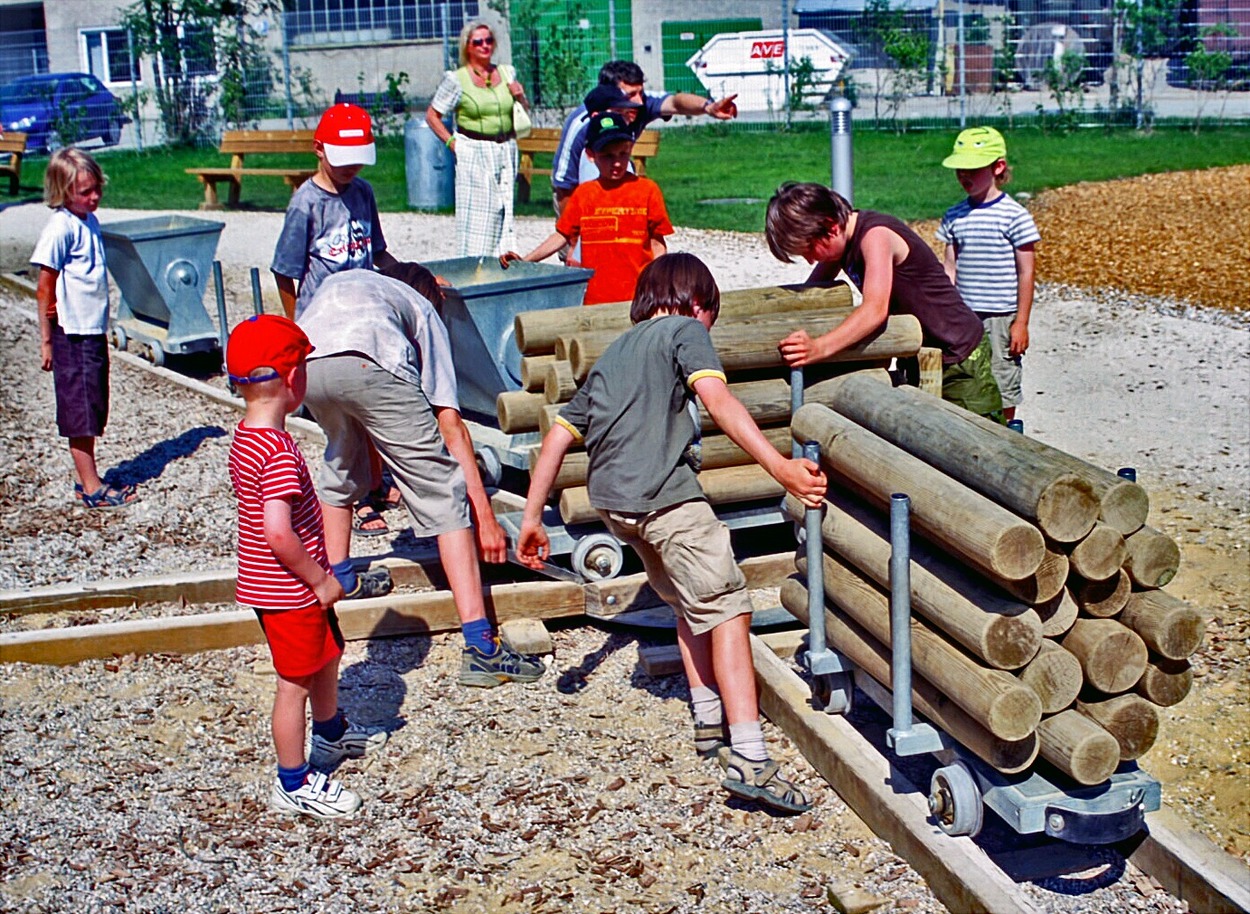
[{"xmin": 1, "ymin": 170, "xmax": 1247, "ymax": 913}]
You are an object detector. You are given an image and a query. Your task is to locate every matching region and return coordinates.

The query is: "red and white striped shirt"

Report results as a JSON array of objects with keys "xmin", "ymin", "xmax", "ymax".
[{"xmin": 228, "ymin": 423, "xmax": 327, "ymax": 610}]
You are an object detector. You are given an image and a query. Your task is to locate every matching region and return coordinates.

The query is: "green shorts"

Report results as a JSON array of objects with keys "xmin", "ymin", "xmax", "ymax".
[{"xmin": 942, "ymin": 335, "xmax": 1005, "ymax": 423}]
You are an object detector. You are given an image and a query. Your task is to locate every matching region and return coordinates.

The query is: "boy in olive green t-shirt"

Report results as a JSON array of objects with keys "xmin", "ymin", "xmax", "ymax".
[{"xmin": 517, "ymin": 253, "xmax": 827, "ymax": 814}]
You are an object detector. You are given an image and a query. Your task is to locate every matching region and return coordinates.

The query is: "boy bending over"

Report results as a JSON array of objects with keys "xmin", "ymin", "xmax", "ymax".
[
  {"xmin": 517, "ymin": 253, "xmax": 826, "ymax": 813},
  {"xmin": 765, "ymin": 182, "xmax": 1004, "ymax": 421}
]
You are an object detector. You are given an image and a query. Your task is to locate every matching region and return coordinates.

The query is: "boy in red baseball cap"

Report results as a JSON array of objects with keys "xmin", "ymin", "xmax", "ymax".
[
  {"xmin": 271, "ymin": 103, "xmax": 399, "ymax": 321},
  {"xmin": 226, "ymin": 314, "xmax": 392, "ymax": 820}
]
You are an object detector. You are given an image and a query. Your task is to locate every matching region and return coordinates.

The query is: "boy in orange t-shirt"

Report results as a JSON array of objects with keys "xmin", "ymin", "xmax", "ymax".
[{"xmin": 502, "ymin": 112, "xmax": 673, "ymax": 304}]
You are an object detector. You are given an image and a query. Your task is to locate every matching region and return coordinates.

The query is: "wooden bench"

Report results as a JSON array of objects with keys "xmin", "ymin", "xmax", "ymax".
[
  {"xmin": 516, "ymin": 126, "xmax": 661, "ymax": 203},
  {"xmin": 0, "ymin": 132, "xmax": 27, "ymax": 195},
  {"xmin": 186, "ymin": 129, "xmax": 318, "ymax": 210}
]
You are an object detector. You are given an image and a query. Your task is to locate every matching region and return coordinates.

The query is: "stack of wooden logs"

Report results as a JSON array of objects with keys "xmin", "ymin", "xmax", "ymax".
[
  {"xmin": 497, "ymin": 285, "xmax": 925, "ymax": 524},
  {"xmin": 780, "ymin": 372, "xmax": 1206, "ymax": 786}
]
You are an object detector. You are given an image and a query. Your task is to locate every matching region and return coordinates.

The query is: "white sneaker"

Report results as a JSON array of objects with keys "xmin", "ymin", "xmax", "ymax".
[
  {"xmin": 270, "ymin": 771, "xmax": 362, "ymax": 820},
  {"xmin": 308, "ymin": 721, "xmax": 389, "ymax": 770}
]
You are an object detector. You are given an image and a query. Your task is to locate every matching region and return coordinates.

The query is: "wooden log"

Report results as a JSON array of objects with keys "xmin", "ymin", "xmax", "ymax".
[
  {"xmin": 0, "ymin": 580, "xmax": 587, "ymax": 666},
  {"xmin": 1035, "ymin": 587, "xmax": 1079, "ymax": 637},
  {"xmin": 780, "ymin": 577, "xmax": 1038, "ymax": 773},
  {"xmin": 1035, "ymin": 709, "xmax": 1122, "ymax": 785},
  {"xmin": 1061, "ymin": 618, "xmax": 1148, "ymax": 693},
  {"xmin": 784, "ymin": 491, "xmax": 1042, "ymax": 670},
  {"xmin": 1017, "ymin": 641, "xmax": 1084, "ymax": 713},
  {"xmin": 530, "ymin": 370, "xmax": 890, "ymax": 438},
  {"xmin": 1123, "ymin": 525, "xmax": 1182, "ymax": 589},
  {"xmin": 917, "ymin": 346, "xmax": 943, "ymax": 397},
  {"xmin": 560, "ymin": 306, "xmax": 851, "ymax": 380},
  {"xmin": 1071, "ymin": 568, "xmax": 1131, "ymax": 618},
  {"xmin": 1134, "ymin": 655, "xmax": 1193, "ymax": 707},
  {"xmin": 520, "ymin": 354, "xmax": 557, "ymax": 392},
  {"xmin": 543, "ymin": 359, "xmax": 578, "ymax": 403},
  {"xmin": 559, "ymin": 463, "xmax": 782, "ymax": 526},
  {"xmin": 570, "ymin": 313, "xmax": 922, "ymax": 381},
  {"xmin": 1066, "ymin": 522, "xmax": 1128, "ymax": 582},
  {"xmin": 1120, "ymin": 590, "xmax": 1206, "ymax": 660},
  {"xmin": 553, "ymin": 335, "xmax": 574, "ymax": 360},
  {"xmin": 793, "ymin": 403, "xmax": 1045, "ymax": 581},
  {"xmin": 534, "ymin": 377, "xmax": 799, "ymax": 438},
  {"xmin": 998, "ymin": 547, "xmax": 1069, "ymax": 605},
  {"xmin": 798, "ymin": 552, "xmax": 1042, "ymax": 739},
  {"xmin": 821, "ymin": 374, "xmax": 1099, "ymax": 543},
  {"xmin": 496, "ymin": 389, "xmax": 548, "ymax": 434},
  {"xmin": 917, "ymin": 393, "xmax": 1149, "ymax": 536},
  {"xmin": 514, "ymin": 283, "xmax": 857, "ymax": 354},
  {"xmin": 1124, "ymin": 805, "xmax": 1250, "ymax": 914},
  {"xmin": 749, "ymin": 637, "xmax": 1044, "ymax": 914},
  {"xmin": 542, "ymin": 426, "xmax": 793, "ymax": 491},
  {"xmin": 1077, "ymin": 693, "xmax": 1160, "ymax": 760}
]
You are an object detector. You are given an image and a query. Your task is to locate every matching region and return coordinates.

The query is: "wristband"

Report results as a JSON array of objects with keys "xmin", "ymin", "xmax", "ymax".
[
  {"xmin": 703, "ymin": 98, "xmax": 714, "ymax": 114},
  {"xmin": 445, "ymin": 134, "xmax": 455, "ymax": 148}
]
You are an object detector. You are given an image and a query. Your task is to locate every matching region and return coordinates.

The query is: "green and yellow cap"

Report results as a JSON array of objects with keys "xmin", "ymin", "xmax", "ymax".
[{"xmin": 942, "ymin": 126, "xmax": 1007, "ymax": 169}]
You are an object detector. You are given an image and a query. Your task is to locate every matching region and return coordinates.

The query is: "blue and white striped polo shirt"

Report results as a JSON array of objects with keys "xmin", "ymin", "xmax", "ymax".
[{"xmin": 937, "ymin": 193, "xmax": 1040, "ymax": 315}]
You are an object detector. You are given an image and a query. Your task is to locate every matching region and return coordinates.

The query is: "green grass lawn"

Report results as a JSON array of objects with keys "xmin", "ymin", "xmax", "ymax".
[{"xmin": 31, "ymin": 124, "xmax": 1250, "ymax": 233}]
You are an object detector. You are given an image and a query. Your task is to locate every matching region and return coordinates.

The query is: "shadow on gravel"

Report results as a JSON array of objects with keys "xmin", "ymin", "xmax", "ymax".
[
  {"xmin": 337, "ymin": 635, "xmax": 432, "ymax": 744},
  {"xmin": 105, "ymin": 425, "xmax": 227, "ymax": 489}
]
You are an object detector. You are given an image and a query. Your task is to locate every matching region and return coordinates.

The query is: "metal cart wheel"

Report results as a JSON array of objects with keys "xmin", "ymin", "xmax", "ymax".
[
  {"xmin": 812, "ymin": 672, "xmax": 854, "ymax": 714},
  {"xmin": 143, "ymin": 342, "xmax": 165, "ymax": 367},
  {"xmin": 571, "ymin": 533, "xmax": 624, "ymax": 581},
  {"xmin": 474, "ymin": 447, "xmax": 503, "ymax": 489},
  {"xmin": 930, "ymin": 761, "xmax": 984, "ymax": 837},
  {"xmin": 109, "ymin": 324, "xmax": 127, "ymax": 352}
]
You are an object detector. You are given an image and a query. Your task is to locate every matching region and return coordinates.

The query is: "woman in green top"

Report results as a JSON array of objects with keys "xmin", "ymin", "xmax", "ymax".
[{"xmin": 426, "ymin": 20, "xmax": 530, "ymax": 257}]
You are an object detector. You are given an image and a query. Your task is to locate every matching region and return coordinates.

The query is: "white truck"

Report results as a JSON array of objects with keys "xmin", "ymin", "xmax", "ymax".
[{"xmin": 685, "ymin": 28, "xmax": 852, "ymax": 113}]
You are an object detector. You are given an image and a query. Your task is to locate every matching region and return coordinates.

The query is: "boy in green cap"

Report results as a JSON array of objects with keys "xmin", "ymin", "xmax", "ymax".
[{"xmin": 937, "ymin": 126, "xmax": 1040, "ymax": 423}]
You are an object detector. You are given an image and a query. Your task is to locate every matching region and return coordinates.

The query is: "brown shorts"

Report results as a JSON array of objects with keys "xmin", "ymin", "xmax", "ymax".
[{"xmin": 600, "ymin": 499, "xmax": 751, "ymax": 636}]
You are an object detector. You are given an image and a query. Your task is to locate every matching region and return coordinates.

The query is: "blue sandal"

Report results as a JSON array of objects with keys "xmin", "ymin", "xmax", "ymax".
[{"xmin": 78, "ymin": 485, "xmax": 136, "ymax": 509}]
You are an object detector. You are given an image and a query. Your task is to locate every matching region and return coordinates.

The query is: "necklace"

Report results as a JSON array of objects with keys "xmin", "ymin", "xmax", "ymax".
[{"xmin": 471, "ymin": 66, "xmax": 493, "ymax": 83}]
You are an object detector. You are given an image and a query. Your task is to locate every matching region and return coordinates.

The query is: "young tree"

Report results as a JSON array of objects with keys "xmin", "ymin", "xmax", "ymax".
[
  {"xmin": 1112, "ymin": 0, "xmax": 1183, "ymax": 127},
  {"xmin": 1186, "ymin": 23, "xmax": 1237, "ymax": 132},
  {"xmin": 857, "ymin": 0, "xmax": 932, "ymax": 131},
  {"xmin": 118, "ymin": 0, "xmax": 279, "ymax": 143}
]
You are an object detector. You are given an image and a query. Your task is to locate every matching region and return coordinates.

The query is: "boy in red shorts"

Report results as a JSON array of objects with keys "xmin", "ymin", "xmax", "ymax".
[{"xmin": 226, "ymin": 314, "xmax": 389, "ymax": 819}]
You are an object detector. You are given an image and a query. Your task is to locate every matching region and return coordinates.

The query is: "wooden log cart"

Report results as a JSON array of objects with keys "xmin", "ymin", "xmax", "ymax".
[
  {"xmin": 515, "ymin": 126, "xmax": 661, "ymax": 203},
  {"xmin": 186, "ymin": 129, "xmax": 318, "ymax": 210}
]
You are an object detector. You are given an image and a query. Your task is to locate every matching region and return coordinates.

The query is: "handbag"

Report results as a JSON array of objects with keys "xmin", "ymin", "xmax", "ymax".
[
  {"xmin": 512, "ymin": 96, "xmax": 532, "ymax": 139},
  {"xmin": 507, "ymin": 65, "xmax": 532, "ymax": 139}
]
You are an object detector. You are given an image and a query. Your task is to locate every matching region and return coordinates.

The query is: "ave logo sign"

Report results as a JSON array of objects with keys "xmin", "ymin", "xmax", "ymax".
[{"xmin": 749, "ymin": 40, "xmax": 786, "ymax": 59}]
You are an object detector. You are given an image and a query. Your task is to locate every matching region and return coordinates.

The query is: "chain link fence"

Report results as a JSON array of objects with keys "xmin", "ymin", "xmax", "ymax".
[{"xmin": 1, "ymin": 0, "xmax": 1246, "ymax": 153}]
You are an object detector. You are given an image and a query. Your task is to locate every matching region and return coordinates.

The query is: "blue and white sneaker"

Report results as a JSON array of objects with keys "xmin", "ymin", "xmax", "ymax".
[
  {"xmin": 459, "ymin": 640, "xmax": 546, "ymax": 688},
  {"xmin": 270, "ymin": 771, "xmax": 361, "ymax": 820},
  {"xmin": 309, "ymin": 720, "xmax": 389, "ymax": 770}
]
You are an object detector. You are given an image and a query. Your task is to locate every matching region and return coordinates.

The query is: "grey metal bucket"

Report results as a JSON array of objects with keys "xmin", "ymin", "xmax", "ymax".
[
  {"xmin": 425, "ymin": 256, "xmax": 592, "ymax": 420},
  {"xmin": 101, "ymin": 214, "xmax": 225, "ymax": 364},
  {"xmin": 405, "ymin": 115, "xmax": 454, "ymax": 210}
]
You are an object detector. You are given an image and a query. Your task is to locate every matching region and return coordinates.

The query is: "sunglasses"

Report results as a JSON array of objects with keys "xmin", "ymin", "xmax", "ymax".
[{"xmin": 470, "ymin": 36, "xmax": 495, "ymax": 47}]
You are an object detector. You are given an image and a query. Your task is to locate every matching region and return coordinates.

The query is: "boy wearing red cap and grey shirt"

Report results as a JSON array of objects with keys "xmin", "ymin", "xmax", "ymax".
[
  {"xmin": 226, "ymin": 314, "xmax": 390, "ymax": 820},
  {"xmin": 271, "ymin": 103, "xmax": 400, "ymax": 320}
]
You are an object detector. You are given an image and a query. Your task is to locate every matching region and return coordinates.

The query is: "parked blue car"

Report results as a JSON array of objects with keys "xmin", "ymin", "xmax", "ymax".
[{"xmin": 1, "ymin": 73, "xmax": 128, "ymax": 154}]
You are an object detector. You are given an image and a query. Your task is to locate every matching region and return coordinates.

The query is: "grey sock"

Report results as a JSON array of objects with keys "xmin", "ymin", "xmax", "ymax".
[
  {"xmin": 729, "ymin": 720, "xmax": 768, "ymax": 763},
  {"xmin": 691, "ymin": 685, "xmax": 724, "ymax": 754}
]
